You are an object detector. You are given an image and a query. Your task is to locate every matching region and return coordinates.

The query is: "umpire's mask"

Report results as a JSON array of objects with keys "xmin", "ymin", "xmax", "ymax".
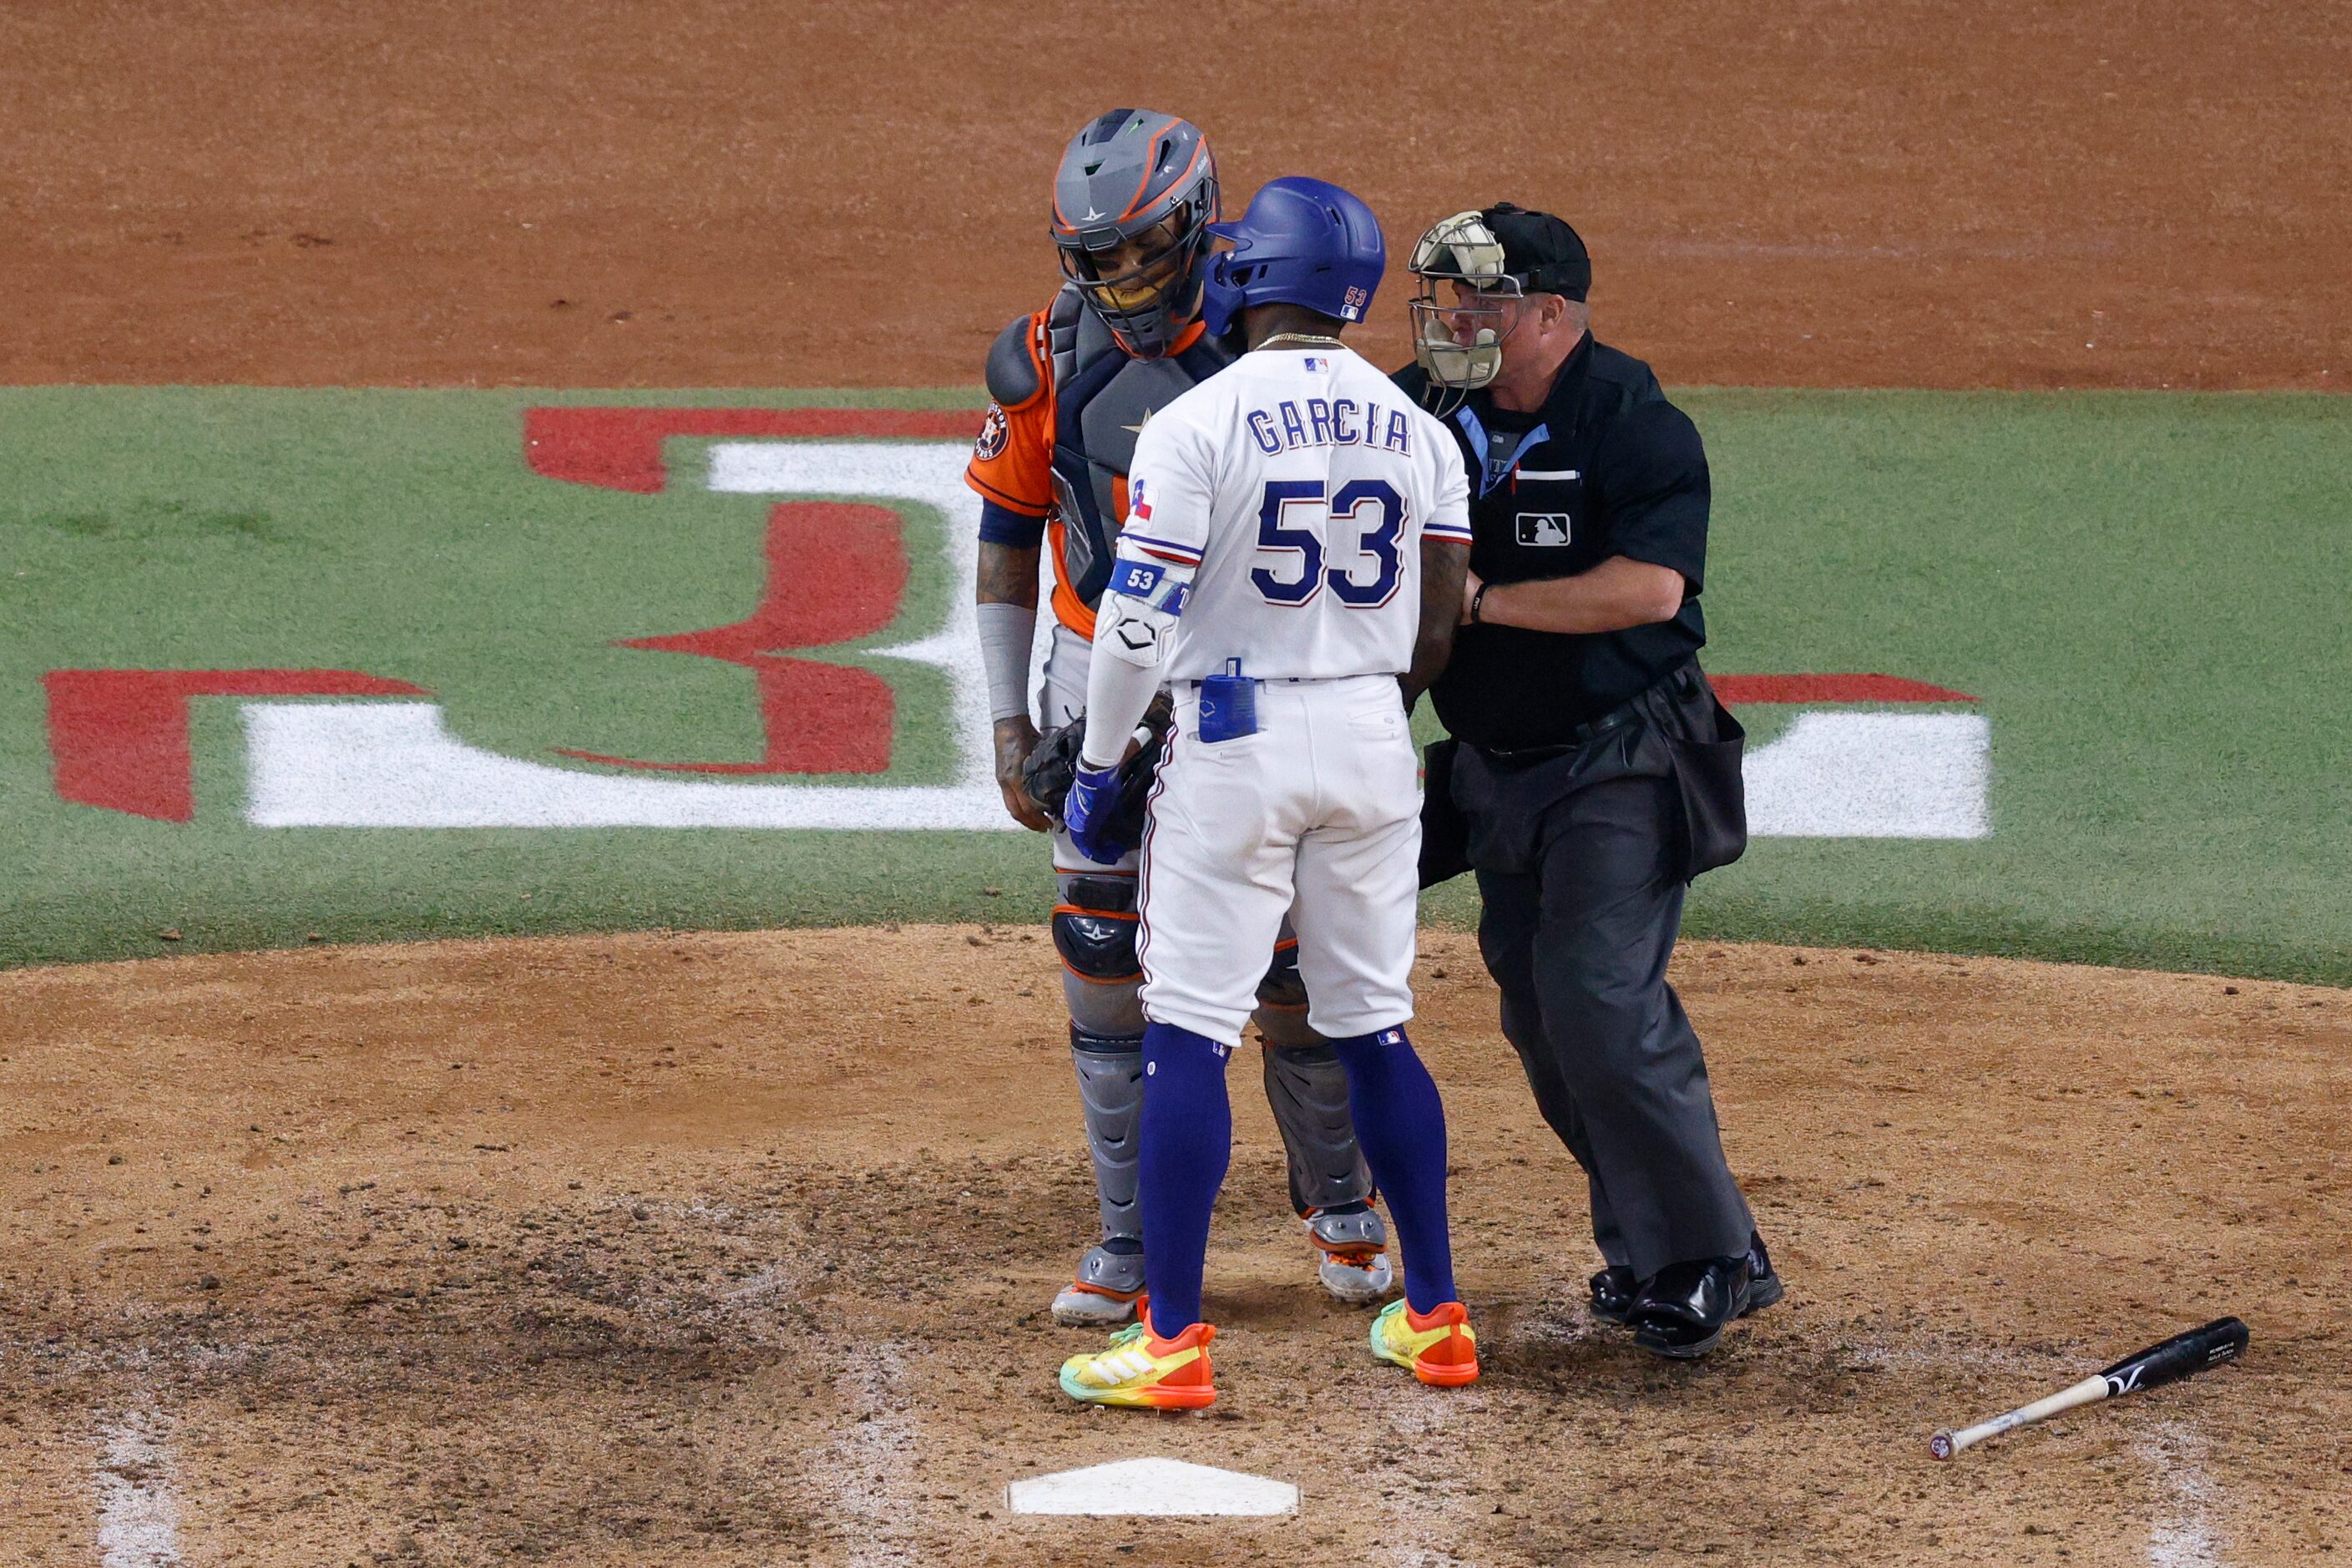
[{"xmin": 1408, "ymin": 205, "xmax": 1593, "ymax": 409}]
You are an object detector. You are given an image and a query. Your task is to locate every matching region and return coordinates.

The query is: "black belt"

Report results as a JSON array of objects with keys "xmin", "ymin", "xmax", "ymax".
[{"xmin": 1469, "ymin": 664, "xmax": 1697, "ymax": 763}]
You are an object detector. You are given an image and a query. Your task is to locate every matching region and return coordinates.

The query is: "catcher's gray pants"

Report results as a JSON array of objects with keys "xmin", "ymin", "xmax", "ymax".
[
  {"xmin": 1454, "ymin": 681, "xmax": 1755, "ymax": 1282},
  {"xmin": 1041, "ymin": 626, "xmax": 1373, "ymax": 1239}
]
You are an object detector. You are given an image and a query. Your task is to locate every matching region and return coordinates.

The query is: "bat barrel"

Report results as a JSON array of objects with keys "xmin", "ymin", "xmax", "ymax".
[{"xmin": 2097, "ymin": 1317, "xmax": 2248, "ymax": 1395}]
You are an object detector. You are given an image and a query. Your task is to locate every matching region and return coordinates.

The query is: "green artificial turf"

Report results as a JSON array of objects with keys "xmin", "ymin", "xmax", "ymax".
[{"xmin": 1, "ymin": 387, "xmax": 2344, "ymax": 983}]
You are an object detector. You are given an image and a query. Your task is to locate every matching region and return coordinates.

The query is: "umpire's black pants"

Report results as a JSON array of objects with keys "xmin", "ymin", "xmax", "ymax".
[{"xmin": 1453, "ymin": 675, "xmax": 1754, "ymax": 1282}]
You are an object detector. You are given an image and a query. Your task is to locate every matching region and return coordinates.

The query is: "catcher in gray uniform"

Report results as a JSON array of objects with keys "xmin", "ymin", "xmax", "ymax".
[{"xmin": 965, "ymin": 108, "xmax": 1394, "ymax": 1326}]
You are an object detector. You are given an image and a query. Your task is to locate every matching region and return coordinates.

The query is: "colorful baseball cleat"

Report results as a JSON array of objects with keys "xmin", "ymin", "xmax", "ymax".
[
  {"xmin": 1058, "ymin": 1318, "xmax": 1218, "ymax": 1409},
  {"xmin": 1370, "ymin": 1299, "xmax": 1480, "ymax": 1386},
  {"xmin": 1051, "ymin": 1242, "xmax": 1146, "ymax": 1327},
  {"xmin": 1304, "ymin": 1206, "xmax": 1395, "ymax": 1304}
]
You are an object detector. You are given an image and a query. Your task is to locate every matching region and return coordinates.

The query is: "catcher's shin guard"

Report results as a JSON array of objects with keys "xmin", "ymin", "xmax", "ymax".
[
  {"xmin": 1070, "ymin": 1024, "xmax": 1145, "ymax": 1239},
  {"xmin": 1058, "ymin": 1026, "xmax": 1148, "ymax": 1325},
  {"xmin": 1259, "ymin": 1034, "xmax": 1393, "ymax": 1305},
  {"xmin": 1258, "ymin": 1038, "xmax": 1377, "ymax": 1218}
]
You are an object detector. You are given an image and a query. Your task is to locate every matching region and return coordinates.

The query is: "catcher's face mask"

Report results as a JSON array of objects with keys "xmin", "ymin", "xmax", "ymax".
[
  {"xmin": 1408, "ymin": 210, "xmax": 1530, "ymax": 392},
  {"xmin": 1058, "ymin": 203, "xmax": 1210, "ymax": 337}
]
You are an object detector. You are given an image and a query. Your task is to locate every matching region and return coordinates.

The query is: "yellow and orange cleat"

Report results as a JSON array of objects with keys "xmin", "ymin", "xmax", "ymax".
[
  {"xmin": 1370, "ymin": 1299, "xmax": 1480, "ymax": 1386},
  {"xmin": 1058, "ymin": 1318, "xmax": 1218, "ymax": 1409}
]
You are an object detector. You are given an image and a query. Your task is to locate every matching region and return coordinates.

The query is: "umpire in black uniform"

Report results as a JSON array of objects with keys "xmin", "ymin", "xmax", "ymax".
[{"xmin": 1399, "ymin": 205, "xmax": 1779, "ymax": 1358}]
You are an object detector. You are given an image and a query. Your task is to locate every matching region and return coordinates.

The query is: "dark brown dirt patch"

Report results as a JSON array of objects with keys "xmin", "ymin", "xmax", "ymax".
[
  {"xmin": 3, "ymin": 0, "xmax": 2345, "ymax": 390},
  {"xmin": 3, "ymin": 928, "xmax": 2345, "ymax": 1564}
]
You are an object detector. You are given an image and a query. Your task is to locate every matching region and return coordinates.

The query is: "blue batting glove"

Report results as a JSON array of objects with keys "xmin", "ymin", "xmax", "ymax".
[{"xmin": 1063, "ymin": 762, "xmax": 1130, "ymax": 865}]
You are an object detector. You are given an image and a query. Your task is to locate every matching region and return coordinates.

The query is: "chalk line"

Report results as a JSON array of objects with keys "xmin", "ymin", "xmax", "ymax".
[
  {"xmin": 2142, "ymin": 1419, "xmax": 2223, "ymax": 1567},
  {"xmin": 96, "ymin": 1404, "xmax": 182, "ymax": 1568}
]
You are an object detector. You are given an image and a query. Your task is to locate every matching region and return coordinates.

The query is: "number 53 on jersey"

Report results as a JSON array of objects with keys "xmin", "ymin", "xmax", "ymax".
[{"xmin": 1252, "ymin": 479, "xmax": 1407, "ymax": 607}]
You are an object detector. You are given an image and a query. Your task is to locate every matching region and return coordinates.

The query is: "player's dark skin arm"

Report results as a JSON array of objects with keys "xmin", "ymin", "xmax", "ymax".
[
  {"xmin": 977, "ymin": 538, "xmax": 1052, "ymax": 832},
  {"xmin": 1461, "ymin": 554, "xmax": 1686, "ymax": 633},
  {"xmin": 1404, "ymin": 539, "xmax": 1472, "ymax": 708}
]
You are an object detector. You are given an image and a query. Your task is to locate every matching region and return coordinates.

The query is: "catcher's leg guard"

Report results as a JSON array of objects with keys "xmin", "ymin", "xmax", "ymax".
[
  {"xmin": 1256, "ymin": 944, "xmax": 1377, "ymax": 1216},
  {"xmin": 1256, "ymin": 945, "xmax": 1393, "ymax": 1305},
  {"xmin": 1055, "ymin": 1024, "xmax": 1148, "ymax": 1326}
]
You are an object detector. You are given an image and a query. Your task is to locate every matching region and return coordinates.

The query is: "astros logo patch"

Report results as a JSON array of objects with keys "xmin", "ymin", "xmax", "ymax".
[{"xmin": 974, "ymin": 402, "xmax": 1009, "ymax": 461}]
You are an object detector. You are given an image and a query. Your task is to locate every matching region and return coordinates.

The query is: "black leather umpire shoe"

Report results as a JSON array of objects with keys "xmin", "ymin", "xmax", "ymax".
[
  {"xmin": 1744, "ymin": 1230, "xmax": 1785, "ymax": 1314},
  {"xmin": 1628, "ymin": 1254, "xmax": 1754, "ymax": 1359},
  {"xmin": 1588, "ymin": 1265, "xmax": 1638, "ymax": 1325}
]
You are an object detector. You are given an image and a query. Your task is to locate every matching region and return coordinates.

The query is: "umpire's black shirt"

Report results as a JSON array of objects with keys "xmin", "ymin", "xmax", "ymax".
[{"xmin": 1398, "ymin": 335, "xmax": 1711, "ymax": 748}]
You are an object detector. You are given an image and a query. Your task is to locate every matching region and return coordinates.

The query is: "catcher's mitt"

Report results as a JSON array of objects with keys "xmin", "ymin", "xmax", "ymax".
[{"xmin": 1022, "ymin": 694, "xmax": 1172, "ymax": 848}]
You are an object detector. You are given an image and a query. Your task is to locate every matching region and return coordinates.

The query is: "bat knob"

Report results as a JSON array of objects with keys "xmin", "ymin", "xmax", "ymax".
[{"xmin": 1929, "ymin": 1430, "xmax": 1956, "ymax": 1461}]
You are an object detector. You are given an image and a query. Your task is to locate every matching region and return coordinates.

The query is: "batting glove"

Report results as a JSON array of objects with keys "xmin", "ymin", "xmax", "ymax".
[{"xmin": 1063, "ymin": 763, "xmax": 1132, "ymax": 865}]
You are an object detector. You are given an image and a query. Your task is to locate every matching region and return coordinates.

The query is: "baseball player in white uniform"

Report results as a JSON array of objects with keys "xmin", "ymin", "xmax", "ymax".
[{"xmin": 1054, "ymin": 178, "xmax": 1481, "ymax": 1410}]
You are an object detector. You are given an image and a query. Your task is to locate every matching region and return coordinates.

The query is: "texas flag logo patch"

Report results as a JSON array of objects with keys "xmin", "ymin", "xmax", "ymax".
[{"xmin": 1129, "ymin": 478, "xmax": 1152, "ymax": 523}]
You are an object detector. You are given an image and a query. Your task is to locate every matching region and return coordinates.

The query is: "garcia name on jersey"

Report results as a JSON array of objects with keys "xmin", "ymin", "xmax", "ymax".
[{"xmin": 1099, "ymin": 344, "xmax": 1471, "ymax": 685}]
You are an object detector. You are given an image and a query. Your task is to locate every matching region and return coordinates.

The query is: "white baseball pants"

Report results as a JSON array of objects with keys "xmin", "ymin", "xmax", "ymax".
[{"xmin": 1138, "ymin": 673, "xmax": 1421, "ymax": 1046}]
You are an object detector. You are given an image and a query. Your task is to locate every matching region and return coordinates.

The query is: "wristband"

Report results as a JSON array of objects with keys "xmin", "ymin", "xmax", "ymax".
[{"xmin": 1469, "ymin": 581, "xmax": 1492, "ymax": 625}]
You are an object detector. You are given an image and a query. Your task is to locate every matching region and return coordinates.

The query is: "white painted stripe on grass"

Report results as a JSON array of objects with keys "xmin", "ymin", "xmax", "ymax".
[
  {"xmin": 96, "ymin": 1406, "xmax": 182, "ymax": 1567},
  {"xmin": 1746, "ymin": 711, "xmax": 1991, "ymax": 838},
  {"xmin": 244, "ymin": 702, "xmax": 1020, "ymax": 829},
  {"xmin": 1007, "ymin": 1457, "xmax": 1297, "ymax": 1517}
]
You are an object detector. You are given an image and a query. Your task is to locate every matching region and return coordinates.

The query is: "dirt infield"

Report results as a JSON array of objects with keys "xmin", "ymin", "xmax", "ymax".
[
  {"xmin": 6, "ymin": 3, "xmax": 2349, "ymax": 1561},
  {"xmin": 3, "ymin": 928, "xmax": 2344, "ymax": 1565},
  {"xmin": 4, "ymin": 0, "xmax": 2346, "ymax": 391}
]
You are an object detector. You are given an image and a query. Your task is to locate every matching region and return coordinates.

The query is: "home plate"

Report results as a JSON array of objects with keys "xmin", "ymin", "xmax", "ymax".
[{"xmin": 1005, "ymin": 1457, "xmax": 1298, "ymax": 1516}]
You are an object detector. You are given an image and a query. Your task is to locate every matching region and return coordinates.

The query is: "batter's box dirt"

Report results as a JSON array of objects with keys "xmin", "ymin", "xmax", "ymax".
[{"xmin": 2, "ymin": 930, "xmax": 2345, "ymax": 1565}]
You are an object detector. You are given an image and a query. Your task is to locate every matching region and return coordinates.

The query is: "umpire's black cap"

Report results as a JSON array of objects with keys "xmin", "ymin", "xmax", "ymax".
[{"xmin": 1482, "ymin": 203, "xmax": 1591, "ymax": 301}]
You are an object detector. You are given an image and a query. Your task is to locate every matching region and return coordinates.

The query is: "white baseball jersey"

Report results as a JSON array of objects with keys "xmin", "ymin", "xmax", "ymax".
[
  {"xmin": 1115, "ymin": 345, "xmax": 1472, "ymax": 680},
  {"xmin": 1074, "ymin": 342, "xmax": 1470, "ymax": 1048}
]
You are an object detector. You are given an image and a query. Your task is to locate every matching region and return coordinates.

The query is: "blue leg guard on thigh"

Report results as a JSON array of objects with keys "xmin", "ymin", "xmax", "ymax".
[
  {"xmin": 1139, "ymin": 1022, "xmax": 1233, "ymax": 1338},
  {"xmin": 1331, "ymin": 1027, "xmax": 1457, "ymax": 1313}
]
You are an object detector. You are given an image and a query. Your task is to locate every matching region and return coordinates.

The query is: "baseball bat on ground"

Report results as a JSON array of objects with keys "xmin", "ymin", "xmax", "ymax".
[{"xmin": 1929, "ymin": 1317, "xmax": 2248, "ymax": 1460}]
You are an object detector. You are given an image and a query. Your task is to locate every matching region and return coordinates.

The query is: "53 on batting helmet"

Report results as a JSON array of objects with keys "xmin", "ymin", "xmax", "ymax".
[
  {"xmin": 1052, "ymin": 109, "xmax": 1222, "ymax": 358},
  {"xmin": 1200, "ymin": 176, "xmax": 1385, "ymax": 339}
]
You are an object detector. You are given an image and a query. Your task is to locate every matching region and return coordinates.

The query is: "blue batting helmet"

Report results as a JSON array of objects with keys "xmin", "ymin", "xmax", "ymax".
[{"xmin": 1200, "ymin": 177, "xmax": 1386, "ymax": 339}]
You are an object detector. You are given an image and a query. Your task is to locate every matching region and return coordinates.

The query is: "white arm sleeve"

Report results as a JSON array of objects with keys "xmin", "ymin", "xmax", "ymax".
[{"xmin": 1080, "ymin": 636, "xmax": 1163, "ymax": 771}]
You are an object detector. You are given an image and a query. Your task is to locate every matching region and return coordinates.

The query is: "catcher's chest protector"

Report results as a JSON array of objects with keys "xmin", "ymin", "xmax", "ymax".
[{"xmin": 1047, "ymin": 286, "xmax": 1236, "ymax": 609}]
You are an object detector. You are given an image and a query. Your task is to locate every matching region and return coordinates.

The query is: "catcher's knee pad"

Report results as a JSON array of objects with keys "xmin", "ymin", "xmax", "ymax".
[
  {"xmin": 1262, "ymin": 1040, "xmax": 1376, "ymax": 1217},
  {"xmin": 1055, "ymin": 874, "xmax": 1144, "ymax": 1037},
  {"xmin": 1252, "ymin": 940, "xmax": 1317, "ymax": 1050}
]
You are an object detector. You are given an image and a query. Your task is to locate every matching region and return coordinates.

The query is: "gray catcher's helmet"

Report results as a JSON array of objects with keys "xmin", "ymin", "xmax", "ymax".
[{"xmin": 1051, "ymin": 109, "xmax": 1221, "ymax": 358}]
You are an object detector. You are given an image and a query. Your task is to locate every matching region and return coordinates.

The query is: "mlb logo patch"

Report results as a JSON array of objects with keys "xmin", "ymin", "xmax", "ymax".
[
  {"xmin": 1302, "ymin": 356, "xmax": 1328, "ymax": 372},
  {"xmin": 1341, "ymin": 286, "xmax": 1368, "ymax": 321},
  {"xmin": 1516, "ymin": 512, "xmax": 1572, "ymax": 547}
]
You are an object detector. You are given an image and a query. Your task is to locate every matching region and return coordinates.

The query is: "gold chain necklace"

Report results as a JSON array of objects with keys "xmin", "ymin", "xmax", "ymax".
[{"xmin": 1257, "ymin": 331, "xmax": 1345, "ymax": 351}]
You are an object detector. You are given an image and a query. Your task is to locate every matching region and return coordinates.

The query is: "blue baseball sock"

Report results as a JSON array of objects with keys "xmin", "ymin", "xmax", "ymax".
[
  {"xmin": 1331, "ymin": 1026, "xmax": 1457, "ymax": 1313},
  {"xmin": 1138, "ymin": 1021, "xmax": 1233, "ymax": 1339}
]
